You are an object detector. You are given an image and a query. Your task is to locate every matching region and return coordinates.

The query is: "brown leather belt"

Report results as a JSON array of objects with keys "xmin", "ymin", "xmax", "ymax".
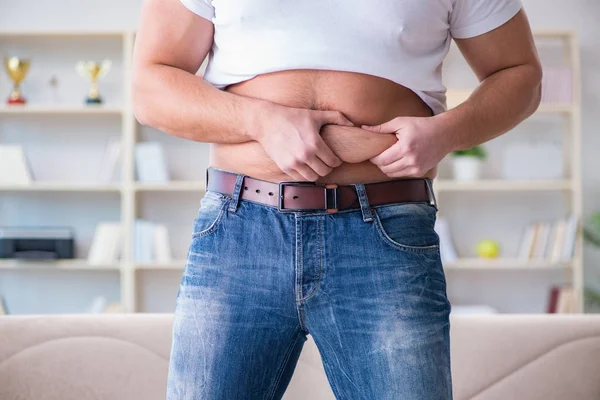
[{"xmin": 206, "ymin": 167, "xmax": 435, "ymax": 213}]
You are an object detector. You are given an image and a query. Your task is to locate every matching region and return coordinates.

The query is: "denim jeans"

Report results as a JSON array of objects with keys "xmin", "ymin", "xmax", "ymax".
[{"xmin": 167, "ymin": 172, "xmax": 452, "ymax": 400}]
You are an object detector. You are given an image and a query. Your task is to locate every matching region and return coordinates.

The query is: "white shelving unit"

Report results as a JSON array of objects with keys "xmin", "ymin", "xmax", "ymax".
[
  {"xmin": 441, "ymin": 30, "xmax": 583, "ymax": 312},
  {"xmin": 0, "ymin": 29, "xmax": 583, "ymax": 314}
]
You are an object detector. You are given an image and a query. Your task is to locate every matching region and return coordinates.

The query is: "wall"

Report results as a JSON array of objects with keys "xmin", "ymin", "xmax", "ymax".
[{"xmin": 1, "ymin": 0, "xmax": 599, "ymax": 312}]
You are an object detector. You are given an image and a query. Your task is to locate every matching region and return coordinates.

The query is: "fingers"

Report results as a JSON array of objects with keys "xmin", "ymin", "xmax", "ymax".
[
  {"xmin": 314, "ymin": 136, "xmax": 343, "ymax": 168},
  {"xmin": 282, "ymin": 166, "xmax": 312, "ymax": 182},
  {"xmin": 370, "ymin": 142, "xmax": 402, "ymax": 167},
  {"xmin": 361, "ymin": 117, "xmax": 402, "ymax": 134},
  {"xmin": 306, "ymin": 154, "xmax": 334, "ymax": 177},
  {"xmin": 293, "ymin": 164, "xmax": 320, "ymax": 182}
]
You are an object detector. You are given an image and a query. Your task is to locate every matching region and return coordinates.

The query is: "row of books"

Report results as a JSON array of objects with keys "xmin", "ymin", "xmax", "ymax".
[
  {"xmin": 99, "ymin": 140, "xmax": 170, "ymax": 183},
  {"xmin": 134, "ymin": 219, "xmax": 172, "ymax": 263},
  {"xmin": 88, "ymin": 220, "xmax": 173, "ymax": 264},
  {"xmin": 518, "ymin": 215, "xmax": 578, "ymax": 262}
]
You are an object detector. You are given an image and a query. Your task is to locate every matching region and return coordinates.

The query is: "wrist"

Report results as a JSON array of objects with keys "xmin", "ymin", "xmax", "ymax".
[
  {"xmin": 431, "ymin": 108, "xmax": 470, "ymax": 153},
  {"xmin": 242, "ymin": 99, "xmax": 278, "ymax": 141}
]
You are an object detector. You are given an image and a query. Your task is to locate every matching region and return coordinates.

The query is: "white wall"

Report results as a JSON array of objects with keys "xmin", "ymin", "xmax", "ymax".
[{"xmin": 1, "ymin": 0, "xmax": 599, "ymax": 312}]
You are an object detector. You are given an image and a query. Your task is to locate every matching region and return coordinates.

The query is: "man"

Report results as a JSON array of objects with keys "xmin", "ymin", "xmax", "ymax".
[{"xmin": 133, "ymin": 0, "xmax": 541, "ymax": 398}]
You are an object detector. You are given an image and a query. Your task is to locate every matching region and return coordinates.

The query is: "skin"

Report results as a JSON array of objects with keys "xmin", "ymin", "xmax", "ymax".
[{"xmin": 132, "ymin": 0, "xmax": 542, "ymax": 185}]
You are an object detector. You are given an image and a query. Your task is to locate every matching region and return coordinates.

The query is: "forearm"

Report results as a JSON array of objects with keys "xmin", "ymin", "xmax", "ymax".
[
  {"xmin": 132, "ymin": 63, "xmax": 266, "ymax": 144},
  {"xmin": 434, "ymin": 63, "xmax": 542, "ymax": 151},
  {"xmin": 321, "ymin": 125, "xmax": 397, "ymax": 164}
]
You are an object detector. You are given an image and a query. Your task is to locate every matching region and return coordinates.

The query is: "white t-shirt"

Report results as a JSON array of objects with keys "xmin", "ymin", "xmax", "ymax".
[{"xmin": 181, "ymin": 0, "xmax": 523, "ymax": 115}]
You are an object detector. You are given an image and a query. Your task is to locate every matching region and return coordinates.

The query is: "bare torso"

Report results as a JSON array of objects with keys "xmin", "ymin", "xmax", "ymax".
[{"xmin": 210, "ymin": 70, "xmax": 436, "ymax": 185}]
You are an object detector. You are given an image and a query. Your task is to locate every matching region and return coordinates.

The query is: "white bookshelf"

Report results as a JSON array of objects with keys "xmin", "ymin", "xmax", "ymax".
[
  {"xmin": 443, "ymin": 30, "xmax": 583, "ymax": 312},
  {"xmin": 0, "ymin": 29, "xmax": 584, "ymax": 314},
  {"xmin": 444, "ymin": 258, "xmax": 575, "ymax": 270}
]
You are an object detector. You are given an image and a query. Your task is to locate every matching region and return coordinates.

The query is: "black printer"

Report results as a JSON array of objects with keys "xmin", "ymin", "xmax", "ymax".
[{"xmin": 0, "ymin": 227, "xmax": 75, "ymax": 259}]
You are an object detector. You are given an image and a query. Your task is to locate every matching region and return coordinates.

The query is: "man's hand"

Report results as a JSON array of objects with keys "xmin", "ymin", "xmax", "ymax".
[
  {"xmin": 362, "ymin": 116, "xmax": 453, "ymax": 178},
  {"xmin": 252, "ymin": 103, "xmax": 353, "ymax": 181}
]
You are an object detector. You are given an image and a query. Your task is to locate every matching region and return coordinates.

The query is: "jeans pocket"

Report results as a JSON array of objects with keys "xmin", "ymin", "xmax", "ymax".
[
  {"xmin": 191, "ymin": 191, "xmax": 230, "ymax": 238},
  {"xmin": 372, "ymin": 202, "xmax": 440, "ymax": 253}
]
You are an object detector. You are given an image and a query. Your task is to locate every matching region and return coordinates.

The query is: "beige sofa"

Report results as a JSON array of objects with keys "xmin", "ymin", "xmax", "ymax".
[{"xmin": 1, "ymin": 315, "xmax": 600, "ymax": 400}]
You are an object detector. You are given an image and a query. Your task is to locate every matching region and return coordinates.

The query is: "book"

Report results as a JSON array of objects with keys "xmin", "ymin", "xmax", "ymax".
[
  {"xmin": 556, "ymin": 287, "xmax": 574, "ymax": 314},
  {"xmin": 533, "ymin": 222, "xmax": 551, "ymax": 259},
  {"xmin": 0, "ymin": 145, "xmax": 33, "ymax": 185},
  {"xmin": 518, "ymin": 224, "xmax": 536, "ymax": 260},
  {"xmin": 88, "ymin": 223, "xmax": 122, "ymax": 265},
  {"xmin": 562, "ymin": 213, "xmax": 578, "ymax": 261},
  {"xmin": 134, "ymin": 219, "xmax": 155, "ymax": 263},
  {"xmin": 519, "ymin": 223, "xmax": 539, "ymax": 260},
  {"xmin": 547, "ymin": 286, "xmax": 561, "ymax": 313},
  {"xmin": 153, "ymin": 224, "xmax": 172, "ymax": 263},
  {"xmin": 97, "ymin": 137, "xmax": 121, "ymax": 183},
  {"xmin": 135, "ymin": 142, "xmax": 169, "ymax": 183},
  {"xmin": 550, "ymin": 219, "xmax": 567, "ymax": 262},
  {"xmin": 434, "ymin": 218, "xmax": 457, "ymax": 264}
]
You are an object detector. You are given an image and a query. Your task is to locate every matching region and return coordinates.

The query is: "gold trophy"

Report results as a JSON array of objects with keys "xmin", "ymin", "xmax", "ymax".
[
  {"xmin": 76, "ymin": 60, "xmax": 111, "ymax": 105},
  {"xmin": 4, "ymin": 57, "xmax": 31, "ymax": 105}
]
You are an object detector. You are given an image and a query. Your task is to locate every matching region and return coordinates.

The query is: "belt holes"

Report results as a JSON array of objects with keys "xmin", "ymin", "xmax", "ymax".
[
  {"xmin": 268, "ymin": 192, "xmax": 274, "ymax": 196},
  {"xmin": 293, "ymin": 195, "xmax": 299, "ymax": 200},
  {"xmin": 256, "ymin": 189, "xmax": 261, "ymax": 194},
  {"xmin": 244, "ymin": 186, "xmax": 248, "ymax": 190}
]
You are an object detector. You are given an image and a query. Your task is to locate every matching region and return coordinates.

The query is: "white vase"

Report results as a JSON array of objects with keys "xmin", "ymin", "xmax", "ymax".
[{"xmin": 453, "ymin": 157, "xmax": 482, "ymax": 182}]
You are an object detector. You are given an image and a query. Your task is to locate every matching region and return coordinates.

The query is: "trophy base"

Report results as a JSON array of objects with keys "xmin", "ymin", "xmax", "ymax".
[
  {"xmin": 7, "ymin": 97, "xmax": 26, "ymax": 105},
  {"xmin": 85, "ymin": 97, "xmax": 103, "ymax": 105}
]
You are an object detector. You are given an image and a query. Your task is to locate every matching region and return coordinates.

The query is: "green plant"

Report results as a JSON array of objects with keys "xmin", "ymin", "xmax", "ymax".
[
  {"xmin": 452, "ymin": 145, "xmax": 487, "ymax": 159},
  {"xmin": 584, "ymin": 212, "xmax": 600, "ymax": 312}
]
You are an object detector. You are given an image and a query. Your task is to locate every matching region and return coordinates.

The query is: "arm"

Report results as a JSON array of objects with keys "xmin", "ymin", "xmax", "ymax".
[
  {"xmin": 363, "ymin": 10, "xmax": 542, "ymax": 177},
  {"xmin": 133, "ymin": 0, "xmax": 259, "ymax": 144},
  {"xmin": 435, "ymin": 9, "xmax": 542, "ymax": 150},
  {"xmin": 133, "ymin": 0, "xmax": 351, "ymax": 181}
]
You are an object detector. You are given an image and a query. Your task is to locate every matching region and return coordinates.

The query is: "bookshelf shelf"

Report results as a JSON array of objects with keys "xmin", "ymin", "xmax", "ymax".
[
  {"xmin": 0, "ymin": 259, "xmax": 122, "ymax": 271},
  {"xmin": 0, "ymin": 105, "xmax": 124, "ymax": 115},
  {"xmin": 434, "ymin": 180, "xmax": 572, "ymax": 192},
  {"xmin": 444, "ymin": 258, "xmax": 574, "ymax": 270},
  {"xmin": 133, "ymin": 181, "xmax": 207, "ymax": 192},
  {"xmin": 0, "ymin": 182, "xmax": 122, "ymax": 192}
]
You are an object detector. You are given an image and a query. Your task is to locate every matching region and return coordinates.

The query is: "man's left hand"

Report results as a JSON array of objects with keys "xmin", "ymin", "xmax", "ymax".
[{"xmin": 362, "ymin": 116, "xmax": 453, "ymax": 178}]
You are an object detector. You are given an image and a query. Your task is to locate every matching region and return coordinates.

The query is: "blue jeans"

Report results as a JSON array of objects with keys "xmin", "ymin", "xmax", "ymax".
[{"xmin": 167, "ymin": 172, "xmax": 452, "ymax": 400}]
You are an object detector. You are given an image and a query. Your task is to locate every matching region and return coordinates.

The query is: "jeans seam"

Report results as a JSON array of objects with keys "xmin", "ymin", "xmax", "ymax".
[
  {"xmin": 298, "ymin": 216, "xmax": 323, "ymax": 302},
  {"xmin": 294, "ymin": 216, "xmax": 308, "ymax": 331},
  {"xmin": 265, "ymin": 332, "xmax": 303, "ymax": 400}
]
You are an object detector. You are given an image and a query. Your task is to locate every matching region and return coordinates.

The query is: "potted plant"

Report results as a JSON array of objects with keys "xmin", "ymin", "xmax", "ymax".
[
  {"xmin": 584, "ymin": 212, "xmax": 600, "ymax": 312},
  {"xmin": 452, "ymin": 145, "xmax": 487, "ymax": 182}
]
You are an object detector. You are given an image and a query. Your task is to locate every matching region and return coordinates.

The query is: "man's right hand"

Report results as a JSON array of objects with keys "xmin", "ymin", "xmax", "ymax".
[{"xmin": 251, "ymin": 103, "xmax": 354, "ymax": 181}]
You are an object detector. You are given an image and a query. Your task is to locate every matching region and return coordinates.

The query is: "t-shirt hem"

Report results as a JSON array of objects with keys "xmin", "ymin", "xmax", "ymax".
[
  {"xmin": 450, "ymin": 1, "xmax": 523, "ymax": 39},
  {"xmin": 179, "ymin": 0, "xmax": 215, "ymax": 21}
]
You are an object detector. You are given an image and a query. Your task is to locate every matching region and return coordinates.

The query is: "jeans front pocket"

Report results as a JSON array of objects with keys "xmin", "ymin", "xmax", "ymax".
[
  {"xmin": 372, "ymin": 202, "xmax": 440, "ymax": 253},
  {"xmin": 191, "ymin": 190, "xmax": 230, "ymax": 238}
]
